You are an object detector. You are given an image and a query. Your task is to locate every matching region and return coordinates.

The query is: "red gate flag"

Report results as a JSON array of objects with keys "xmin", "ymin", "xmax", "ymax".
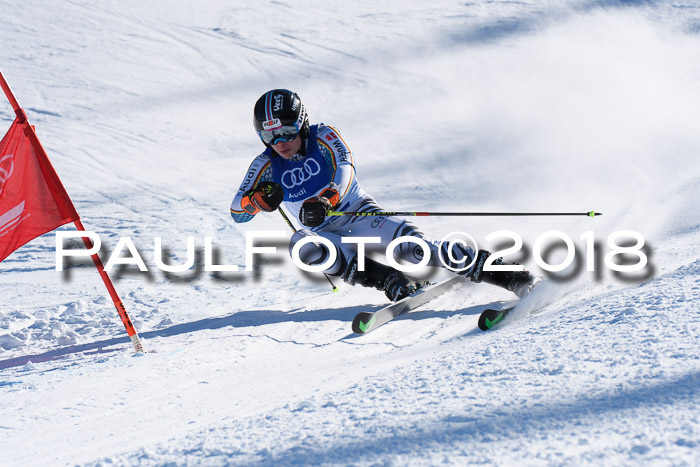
[
  {"xmin": 1, "ymin": 70, "xmax": 144, "ymax": 353},
  {"xmin": 0, "ymin": 118, "xmax": 80, "ymax": 262}
]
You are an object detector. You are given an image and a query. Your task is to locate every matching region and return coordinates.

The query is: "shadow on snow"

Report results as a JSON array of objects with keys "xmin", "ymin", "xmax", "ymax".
[{"xmin": 0, "ymin": 300, "xmax": 495, "ymax": 370}]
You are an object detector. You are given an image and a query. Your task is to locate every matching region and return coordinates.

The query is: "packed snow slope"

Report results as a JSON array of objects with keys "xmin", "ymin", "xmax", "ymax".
[{"xmin": 1, "ymin": 1, "xmax": 699, "ymax": 465}]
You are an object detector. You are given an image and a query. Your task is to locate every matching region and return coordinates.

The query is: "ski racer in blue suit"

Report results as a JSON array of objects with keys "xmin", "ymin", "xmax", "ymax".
[{"xmin": 231, "ymin": 89, "xmax": 534, "ymax": 301}]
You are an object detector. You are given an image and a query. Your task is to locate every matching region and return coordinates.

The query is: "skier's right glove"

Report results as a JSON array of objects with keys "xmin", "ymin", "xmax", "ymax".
[{"xmin": 241, "ymin": 181, "xmax": 284, "ymax": 215}]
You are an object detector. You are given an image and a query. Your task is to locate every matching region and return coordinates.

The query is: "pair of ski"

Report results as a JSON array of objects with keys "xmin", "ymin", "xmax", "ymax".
[{"xmin": 351, "ymin": 275, "xmax": 515, "ymax": 334}]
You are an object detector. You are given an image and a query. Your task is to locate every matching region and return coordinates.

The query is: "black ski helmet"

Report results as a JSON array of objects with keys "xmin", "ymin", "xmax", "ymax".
[{"xmin": 253, "ymin": 89, "xmax": 309, "ymax": 147}]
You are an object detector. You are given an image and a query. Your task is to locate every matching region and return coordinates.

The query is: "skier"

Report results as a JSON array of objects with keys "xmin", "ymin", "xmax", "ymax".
[{"xmin": 231, "ymin": 89, "xmax": 535, "ymax": 301}]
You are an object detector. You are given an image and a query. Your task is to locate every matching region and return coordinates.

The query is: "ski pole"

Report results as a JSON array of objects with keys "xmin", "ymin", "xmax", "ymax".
[
  {"xmin": 278, "ymin": 207, "xmax": 339, "ymax": 292},
  {"xmin": 327, "ymin": 210, "xmax": 602, "ymax": 217}
]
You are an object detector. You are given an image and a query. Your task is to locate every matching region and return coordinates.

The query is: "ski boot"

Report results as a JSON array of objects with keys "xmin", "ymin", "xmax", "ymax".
[
  {"xmin": 470, "ymin": 250, "xmax": 537, "ymax": 298},
  {"xmin": 342, "ymin": 256, "xmax": 416, "ymax": 302}
]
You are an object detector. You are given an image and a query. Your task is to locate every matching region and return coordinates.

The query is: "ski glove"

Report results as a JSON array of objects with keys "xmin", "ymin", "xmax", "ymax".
[
  {"xmin": 299, "ymin": 187, "xmax": 340, "ymax": 227},
  {"xmin": 241, "ymin": 181, "xmax": 284, "ymax": 215}
]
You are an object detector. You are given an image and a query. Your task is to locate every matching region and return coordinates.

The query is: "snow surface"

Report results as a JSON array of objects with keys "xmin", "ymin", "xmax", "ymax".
[{"xmin": 1, "ymin": 0, "xmax": 699, "ymax": 465}]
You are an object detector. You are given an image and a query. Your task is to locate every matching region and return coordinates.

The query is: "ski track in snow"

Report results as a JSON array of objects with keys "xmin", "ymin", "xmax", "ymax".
[{"xmin": 1, "ymin": 0, "xmax": 700, "ymax": 465}]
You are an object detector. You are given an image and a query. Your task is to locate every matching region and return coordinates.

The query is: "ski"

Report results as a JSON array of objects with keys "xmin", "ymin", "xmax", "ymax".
[
  {"xmin": 477, "ymin": 276, "xmax": 545, "ymax": 330},
  {"xmin": 352, "ymin": 275, "xmax": 466, "ymax": 334},
  {"xmin": 477, "ymin": 306, "xmax": 515, "ymax": 331}
]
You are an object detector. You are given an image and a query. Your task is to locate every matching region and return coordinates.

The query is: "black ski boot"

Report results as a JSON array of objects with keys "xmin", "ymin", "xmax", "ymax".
[
  {"xmin": 342, "ymin": 256, "xmax": 415, "ymax": 302},
  {"xmin": 470, "ymin": 250, "xmax": 536, "ymax": 298}
]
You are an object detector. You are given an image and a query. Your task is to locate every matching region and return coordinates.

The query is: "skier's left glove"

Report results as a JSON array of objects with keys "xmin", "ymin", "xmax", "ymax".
[{"xmin": 299, "ymin": 187, "xmax": 340, "ymax": 227}]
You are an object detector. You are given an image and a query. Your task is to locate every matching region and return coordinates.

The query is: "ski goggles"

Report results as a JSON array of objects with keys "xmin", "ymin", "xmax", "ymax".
[{"xmin": 258, "ymin": 125, "xmax": 300, "ymax": 145}]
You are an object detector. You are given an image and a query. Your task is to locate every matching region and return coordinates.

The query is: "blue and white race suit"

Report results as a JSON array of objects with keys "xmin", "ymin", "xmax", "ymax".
[{"xmin": 231, "ymin": 124, "xmax": 475, "ymax": 276}]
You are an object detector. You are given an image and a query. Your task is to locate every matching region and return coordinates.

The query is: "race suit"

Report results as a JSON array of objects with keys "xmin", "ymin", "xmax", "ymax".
[{"xmin": 231, "ymin": 124, "xmax": 475, "ymax": 276}]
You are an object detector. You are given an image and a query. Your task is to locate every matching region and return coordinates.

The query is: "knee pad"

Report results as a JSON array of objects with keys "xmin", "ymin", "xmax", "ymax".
[{"xmin": 289, "ymin": 229, "xmax": 332, "ymax": 267}]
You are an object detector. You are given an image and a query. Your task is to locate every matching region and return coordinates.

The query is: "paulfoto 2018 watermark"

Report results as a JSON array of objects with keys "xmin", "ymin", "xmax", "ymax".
[{"xmin": 55, "ymin": 229, "xmax": 650, "ymax": 278}]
